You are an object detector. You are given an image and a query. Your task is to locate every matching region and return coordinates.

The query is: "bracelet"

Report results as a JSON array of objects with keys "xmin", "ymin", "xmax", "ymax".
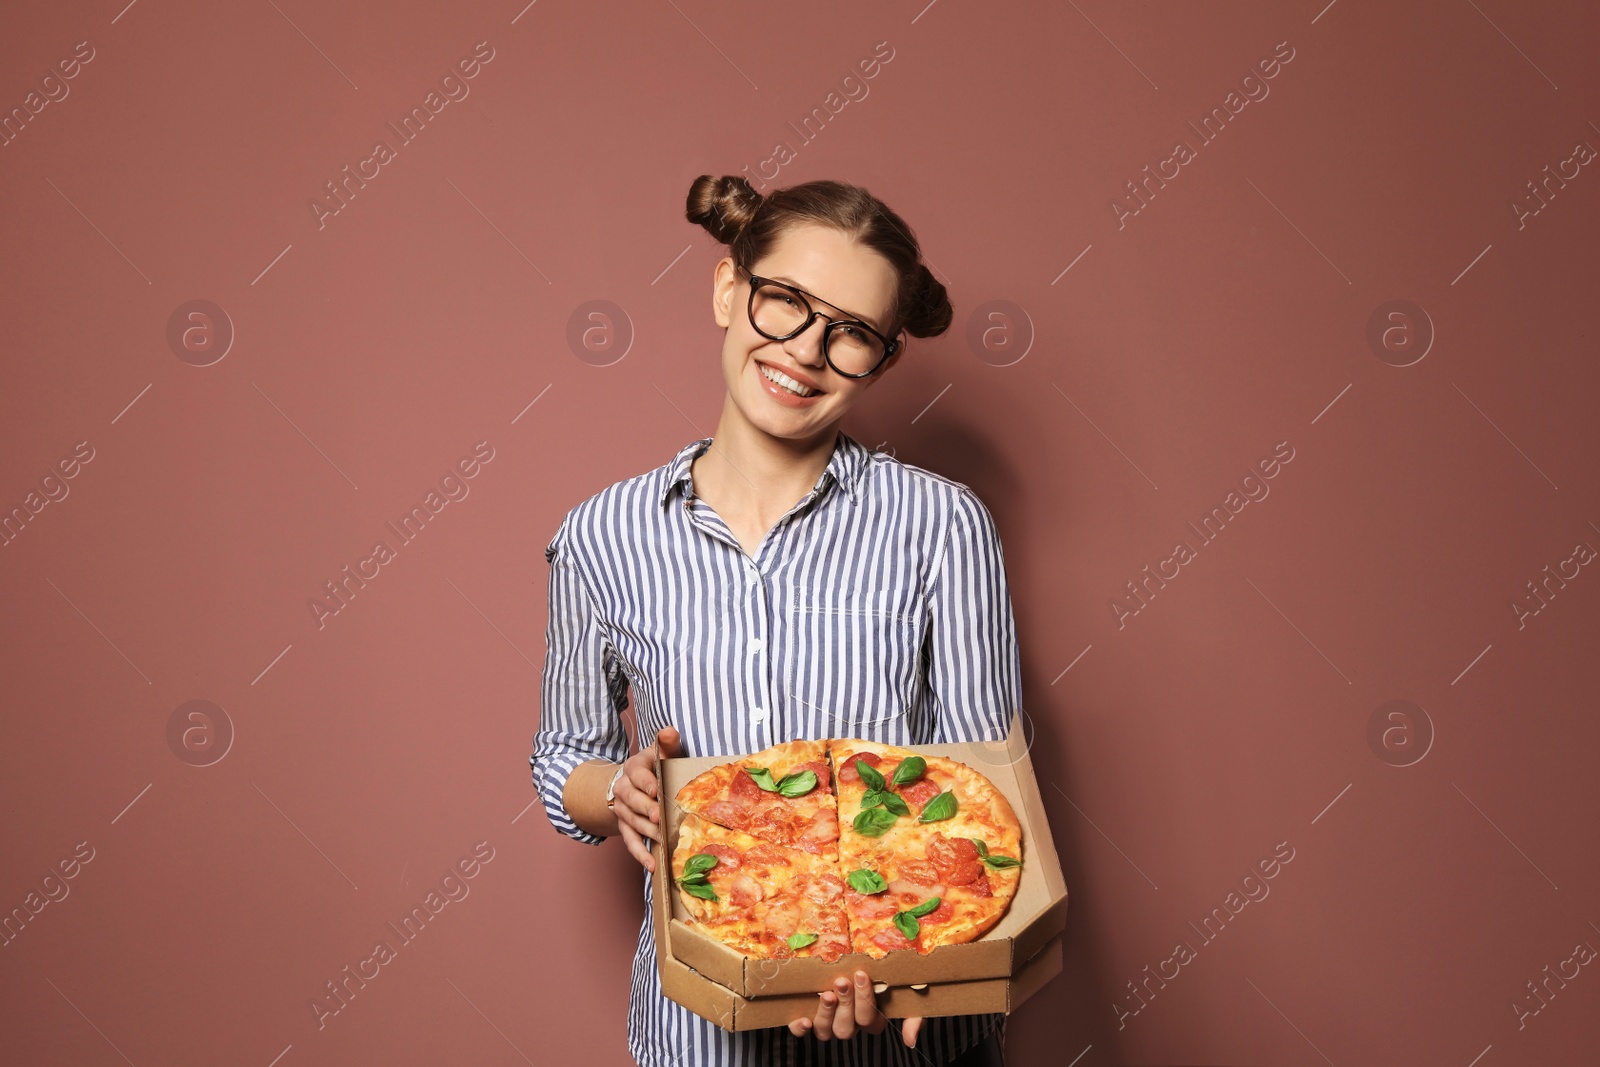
[{"xmin": 604, "ymin": 763, "xmax": 627, "ymax": 809}]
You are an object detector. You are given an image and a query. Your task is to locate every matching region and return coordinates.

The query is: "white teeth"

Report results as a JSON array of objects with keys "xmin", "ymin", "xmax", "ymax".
[{"xmin": 760, "ymin": 364, "xmax": 816, "ymax": 397}]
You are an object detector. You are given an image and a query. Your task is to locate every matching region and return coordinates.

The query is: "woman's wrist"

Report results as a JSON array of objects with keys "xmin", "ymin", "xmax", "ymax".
[{"xmin": 564, "ymin": 759, "xmax": 625, "ymax": 838}]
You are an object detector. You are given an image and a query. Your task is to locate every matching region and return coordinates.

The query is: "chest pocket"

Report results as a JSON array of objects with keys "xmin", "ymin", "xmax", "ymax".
[{"xmin": 783, "ymin": 585, "xmax": 925, "ymax": 742}]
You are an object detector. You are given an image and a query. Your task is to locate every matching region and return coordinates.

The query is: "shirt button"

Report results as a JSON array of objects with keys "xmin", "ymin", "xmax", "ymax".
[
  {"xmin": 752, "ymin": 706, "xmax": 768, "ymax": 721},
  {"xmin": 748, "ymin": 637, "xmax": 763, "ymax": 655}
]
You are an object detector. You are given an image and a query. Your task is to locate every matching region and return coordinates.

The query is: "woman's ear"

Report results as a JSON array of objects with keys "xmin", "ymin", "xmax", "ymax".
[{"xmin": 711, "ymin": 258, "xmax": 737, "ymax": 329}]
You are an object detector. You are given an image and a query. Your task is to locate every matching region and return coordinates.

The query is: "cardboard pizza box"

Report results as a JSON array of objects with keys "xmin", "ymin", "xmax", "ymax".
[{"xmin": 650, "ymin": 709, "xmax": 1069, "ymax": 1032}]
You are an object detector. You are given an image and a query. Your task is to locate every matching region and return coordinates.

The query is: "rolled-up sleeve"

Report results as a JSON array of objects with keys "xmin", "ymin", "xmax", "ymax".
[
  {"xmin": 530, "ymin": 515, "xmax": 631, "ymax": 846},
  {"xmin": 925, "ymin": 488, "xmax": 1023, "ymax": 747}
]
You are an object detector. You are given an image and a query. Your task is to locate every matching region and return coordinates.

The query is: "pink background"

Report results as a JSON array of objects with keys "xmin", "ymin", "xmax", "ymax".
[{"xmin": 3, "ymin": 1, "xmax": 1597, "ymax": 1064}]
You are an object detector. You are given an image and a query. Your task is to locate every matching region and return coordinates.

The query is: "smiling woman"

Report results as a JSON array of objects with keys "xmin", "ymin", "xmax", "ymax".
[
  {"xmin": 530, "ymin": 173, "xmax": 1022, "ymax": 1067},
  {"xmin": 684, "ymin": 175, "xmax": 952, "ymax": 559}
]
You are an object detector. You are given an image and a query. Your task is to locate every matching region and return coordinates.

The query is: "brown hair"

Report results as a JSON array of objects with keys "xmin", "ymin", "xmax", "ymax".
[{"xmin": 685, "ymin": 174, "xmax": 952, "ymax": 342}]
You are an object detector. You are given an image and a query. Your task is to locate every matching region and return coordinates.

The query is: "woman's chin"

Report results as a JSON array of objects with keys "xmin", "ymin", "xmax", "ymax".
[{"xmin": 740, "ymin": 401, "xmax": 837, "ymax": 442}]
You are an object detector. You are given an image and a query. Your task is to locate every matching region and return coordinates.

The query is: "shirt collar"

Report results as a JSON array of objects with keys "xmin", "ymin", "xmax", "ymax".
[{"xmin": 658, "ymin": 431, "xmax": 869, "ymax": 509}]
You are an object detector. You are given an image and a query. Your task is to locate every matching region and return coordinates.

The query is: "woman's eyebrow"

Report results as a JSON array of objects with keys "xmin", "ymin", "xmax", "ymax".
[{"xmin": 769, "ymin": 274, "xmax": 883, "ymax": 332}]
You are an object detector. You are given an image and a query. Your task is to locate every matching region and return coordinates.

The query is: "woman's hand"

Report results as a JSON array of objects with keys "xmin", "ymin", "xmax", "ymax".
[
  {"xmin": 787, "ymin": 970, "xmax": 924, "ymax": 1048},
  {"xmin": 613, "ymin": 726, "xmax": 683, "ymax": 873}
]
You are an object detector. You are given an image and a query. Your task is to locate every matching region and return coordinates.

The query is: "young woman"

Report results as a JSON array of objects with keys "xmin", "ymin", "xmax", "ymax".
[{"xmin": 531, "ymin": 175, "xmax": 1022, "ymax": 1067}]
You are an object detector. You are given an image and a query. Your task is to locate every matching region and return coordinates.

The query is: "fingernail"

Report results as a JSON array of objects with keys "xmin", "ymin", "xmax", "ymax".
[{"xmin": 856, "ymin": 974, "xmax": 867, "ymax": 986}]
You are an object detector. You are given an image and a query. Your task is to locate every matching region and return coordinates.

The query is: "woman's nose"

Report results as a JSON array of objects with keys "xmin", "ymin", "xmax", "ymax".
[{"xmin": 784, "ymin": 318, "xmax": 829, "ymax": 365}]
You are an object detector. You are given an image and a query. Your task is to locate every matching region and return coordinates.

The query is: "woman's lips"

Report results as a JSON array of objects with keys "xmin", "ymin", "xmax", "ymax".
[
  {"xmin": 755, "ymin": 361, "xmax": 824, "ymax": 407},
  {"xmin": 758, "ymin": 360, "xmax": 823, "ymax": 393}
]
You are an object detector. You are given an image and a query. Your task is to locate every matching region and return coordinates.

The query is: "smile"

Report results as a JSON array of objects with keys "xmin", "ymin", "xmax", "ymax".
[{"xmin": 758, "ymin": 363, "xmax": 821, "ymax": 398}]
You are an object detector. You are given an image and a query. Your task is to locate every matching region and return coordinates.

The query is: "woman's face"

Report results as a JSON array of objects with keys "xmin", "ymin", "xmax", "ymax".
[{"xmin": 711, "ymin": 222, "xmax": 901, "ymax": 444}]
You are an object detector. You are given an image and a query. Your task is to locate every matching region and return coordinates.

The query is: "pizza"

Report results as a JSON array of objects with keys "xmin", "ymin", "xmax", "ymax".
[
  {"xmin": 832, "ymin": 741, "xmax": 1023, "ymax": 958},
  {"xmin": 669, "ymin": 737, "xmax": 1024, "ymax": 963},
  {"xmin": 670, "ymin": 812, "xmax": 852, "ymax": 962},
  {"xmin": 673, "ymin": 738, "xmax": 840, "ymax": 861}
]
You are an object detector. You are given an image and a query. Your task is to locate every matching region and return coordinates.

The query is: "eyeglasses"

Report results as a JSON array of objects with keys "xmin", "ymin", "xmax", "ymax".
[{"xmin": 735, "ymin": 264, "xmax": 901, "ymax": 379}]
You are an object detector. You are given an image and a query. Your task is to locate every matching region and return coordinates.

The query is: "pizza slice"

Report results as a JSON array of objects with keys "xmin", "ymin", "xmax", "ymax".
[
  {"xmin": 669, "ymin": 812, "xmax": 851, "ymax": 962},
  {"xmin": 674, "ymin": 738, "xmax": 839, "ymax": 861},
  {"xmin": 830, "ymin": 739, "xmax": 1025, "ymax": 957}
]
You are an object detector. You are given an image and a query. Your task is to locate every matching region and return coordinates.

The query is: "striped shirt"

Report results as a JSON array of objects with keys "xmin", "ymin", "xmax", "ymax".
[{"xmin": 530, "ymin": 430, "xmax": 1024, "ymax": 1067}]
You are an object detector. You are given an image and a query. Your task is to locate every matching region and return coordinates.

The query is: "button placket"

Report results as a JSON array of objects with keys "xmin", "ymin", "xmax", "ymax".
[
  {"xmin": 754, "ymin": 515, "xmax": 809, "ymax": 741},
  {"xmin": 747, "ymin": 558, "xmax": 771, "ymax": 736}
]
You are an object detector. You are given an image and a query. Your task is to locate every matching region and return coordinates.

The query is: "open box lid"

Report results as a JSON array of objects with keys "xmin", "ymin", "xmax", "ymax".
[{"xmin": 651, "ymin": 709, "xmax": 1069, "ymax": 998}]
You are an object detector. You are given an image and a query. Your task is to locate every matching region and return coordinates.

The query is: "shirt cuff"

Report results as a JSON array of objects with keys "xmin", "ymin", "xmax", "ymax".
[{"xmin": 530, "ymin": 747, "xmax": 610, "ymax": 847}]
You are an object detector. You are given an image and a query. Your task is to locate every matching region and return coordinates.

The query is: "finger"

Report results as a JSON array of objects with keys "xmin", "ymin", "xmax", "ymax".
[
  {"xmin": 632, "ymin": 758, "xmax": 659, "ymax": 799},
  {"xmin": 620, "ymin": 781, "xmax": 661, "ymax": 831},
  {"xmin": 812, "ymin": 989, "xmax": 839, "ymax": 1041},
  {"xmin": 616, "ymin": 797, "xmax": 656, "ymax": 842},
  {"xmin": 617, "ymin": 819, "xmax": 655, "ymax": 871},
  {"xmin": 619, "ymin": 751, "xmax": 656, "ymax": 799},
  {"xmin": 624, "ymin": 801, "xmax": 663, "ymax": 848},
  {"xmin": 610, "ymin": 775, "xmax": 651, "ymax": 825},
  {"xmin": 617, "ymin": 769, "xmax": 657, "ymax": 816},
  {"xmin": 787, "ymin": 1017, "xmax": 812, "ymax": 1038},
  {"xmin": 850, "ymin": 971, "xmax": 877, "ymax": 1028},
  {"xmin": 617, "ymin": 819, "xmax": 656, "ymax": 873},
  {"xmin": 901, "ymin": 1015, "xmax": 924, "ymax": 1048},
  {"xmin": 659, "ymin": 726, "xmax": 683, "ymax": 757},
  {"xmin": 830, "ymin": 976, "xmax": 856, "ymax": 1039}
]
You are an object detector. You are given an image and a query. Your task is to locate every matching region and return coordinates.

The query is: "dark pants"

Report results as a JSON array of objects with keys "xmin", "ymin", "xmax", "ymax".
[{"xmin": 945, "ymin": 1030, "xmax": 1005, "ymax": 1067}]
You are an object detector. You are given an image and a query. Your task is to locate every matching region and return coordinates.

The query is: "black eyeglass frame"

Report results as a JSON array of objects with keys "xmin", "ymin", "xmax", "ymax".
[{"xmin": 735, "ymin": 264, "xmax": 902, "ymax": 379}]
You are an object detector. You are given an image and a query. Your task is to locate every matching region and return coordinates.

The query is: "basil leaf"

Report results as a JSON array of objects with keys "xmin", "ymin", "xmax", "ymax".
[
  {"xmin": 787, "ymin": 931, "xmax": 819, "ymax": 949},
  {"xmin": 678, "ymin": 853, "xmax": 719, "ymax": 889},
  {"xmin": 746, "ymin": 766, "xmax": 778, "ymax": 792},
  {"xmin": 965, "ymin": 837, "xmax": 990, "ymax": 858},
  {"xmin": 680, "ymin": 879, "xmax": 719, "ymax": 901},
  {"xmin": 859, "ymin": 789, "xmax": 885, "ymax": 810},
  {"xmin": 917, "ymin": 790, "xmax": 957, "ymax": 823},
  {"xmin": 890, "ymin": 897, "xmax": 941, "ymax": 943},
  {"xmin": 847, "ymin": 868, "xmax": 888, "ymax": 894},
  {"xmin": 891, "ymin": 756, "xmax": 926, "ymax": 787},
  {"xmin": 852, "ymin": 807, "xmax": 898, "ymax": 837},
  {"xmin": 855, "ymin": 758, "xmax": 886, "ymax": 792},
  {"xmin": 776, "ymin": 770, "xmax": 818, "ymax": 797},
  {"xmin": 683, "ymin": 853, "xmax": 719, "ymax": 877},
  {"xmin": 982, "ymin": 854, "xmax": 1021, "ymax": 869},
  {"xmin": 879, "ymin": 792, "xmax": 911, "ymax": 817}
]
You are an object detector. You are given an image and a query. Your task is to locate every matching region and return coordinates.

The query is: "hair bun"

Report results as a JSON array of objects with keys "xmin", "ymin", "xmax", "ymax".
[
  {"xmin": 685, "ymin": 174, "xmax": 763, "ymax": 246},
  {"xmin": 902, "ymin": 264, "xmax": 952, "ymax": 337}
]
